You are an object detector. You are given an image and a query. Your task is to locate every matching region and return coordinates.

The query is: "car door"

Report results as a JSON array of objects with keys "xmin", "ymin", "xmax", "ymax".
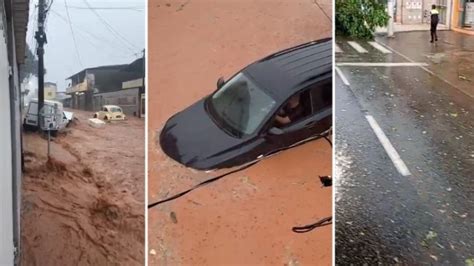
[
  {"xmin": 100, "ymin": 107, "xmax": 108, "ymax": 119},
  {"xmin": 264, "ymin": 78, "xmax": 332, "ymax": 149},
  {"xmin": 307, "ymin": 78, "xmax": 332, "ymax": 135}
]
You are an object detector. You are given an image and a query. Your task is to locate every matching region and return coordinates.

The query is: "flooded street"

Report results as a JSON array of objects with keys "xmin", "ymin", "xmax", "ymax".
[
  {"xmin": 148, "ymin": 0, "xmax": 332, "ymax": 265},
  {"xmin": 335, "ymin": 31, "xmax": 474, "ymax": 264},
  {"xmin": 21, "ymin": 110, "xmax": 145, "ymax": 265}
]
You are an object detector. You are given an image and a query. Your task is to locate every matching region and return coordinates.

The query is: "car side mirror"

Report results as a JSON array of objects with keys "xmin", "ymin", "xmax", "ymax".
[
  {"xmin": 217, "ymin": 77, "xmax": 225, "ymax": 89},
  {"xmin": 268, "ymin": 127, "xmax": 284, "ymax": 136}
]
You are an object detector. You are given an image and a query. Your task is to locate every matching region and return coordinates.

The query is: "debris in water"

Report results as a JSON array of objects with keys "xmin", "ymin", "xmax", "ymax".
[
  {"xmin": 170, "ymin": 211, "xmax": 178, "ymax": 224},
  {"xmin": 421, "ymin": 231, "xmax": 438, "ymax": 247}
]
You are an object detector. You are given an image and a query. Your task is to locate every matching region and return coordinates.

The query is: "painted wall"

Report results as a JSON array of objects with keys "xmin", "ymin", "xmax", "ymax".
[
  {"xmin": 0, "ymin": 5, "xmax": 15, "ymax": 264},
  {"xmin": 93, "ymin": 88, "xmax": 141, "ymax": 116},
  {"xmin": 44, "ymin": 83, "xmax": 57, "ymax": 100}
]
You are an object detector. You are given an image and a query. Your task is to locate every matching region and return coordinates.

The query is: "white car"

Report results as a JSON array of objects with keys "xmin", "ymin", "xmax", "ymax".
[
  {"xmin": 93, "ymin": 105, "xmax": 126, "ymax": 121},
  {"xmin": 23, "ymin": 99, "xmax": 71, "ymax": 134}
]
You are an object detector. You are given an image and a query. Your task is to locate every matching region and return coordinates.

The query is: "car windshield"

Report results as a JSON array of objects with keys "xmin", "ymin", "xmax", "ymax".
[
  {"xmin": 209, "ymin": 72, "xmax": 276, "ymax": 136},
  {"xmin": 110, "ymin": 107, "xmax": 122, "ymax": 112}
]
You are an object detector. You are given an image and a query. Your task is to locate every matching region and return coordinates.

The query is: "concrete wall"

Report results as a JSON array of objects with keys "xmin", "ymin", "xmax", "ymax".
[
  {"xmin": 0, "ymin": 4, "xmax": 15, "ymax": 263},
  {"xmin": 44, "ymin": 83, "xmax": 57, "ymax": 100},
  {"xmin": 93, "ymin": 88, "xmax": 141, "ymax": 116},
  {"xmin": 396, "ymin": 0, "xmax": 452, "ymax": 25}
]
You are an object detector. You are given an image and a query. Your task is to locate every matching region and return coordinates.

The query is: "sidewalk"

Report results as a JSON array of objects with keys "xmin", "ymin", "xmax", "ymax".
[
  {"xmin": 376, "ymin": 31, "xmax": 474, "ymax": 97},
  {"xmin": 376, "ymin": 23, "xmax": 449, "ymax": 34}
]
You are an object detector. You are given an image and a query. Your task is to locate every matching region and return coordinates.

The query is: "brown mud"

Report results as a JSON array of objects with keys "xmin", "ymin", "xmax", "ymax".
[
  {"xmin": 21, "ymin": 110, "xmax": 145, "ymax": 265},
  {"xmin": 148, "ymin": 0, "xmax": 333, "ymax": 265}
]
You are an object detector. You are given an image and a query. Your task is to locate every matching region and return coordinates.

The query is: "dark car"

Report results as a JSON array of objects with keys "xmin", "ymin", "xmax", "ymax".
[{"xmin": 160, "ymin": 38, "xmax": 332, "ymax": 170}]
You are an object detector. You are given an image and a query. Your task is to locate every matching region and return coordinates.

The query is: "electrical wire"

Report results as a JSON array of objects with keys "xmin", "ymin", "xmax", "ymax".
[
  {"xmin": 49, "ymin": 9, "xmax": 136, "ymax": 58},
  {"xmin": 63, "ymin": 0, "xmax": 84, "ymax": 68},
  {"xmin": 292, "ymin": 216, "xmax": 332, "ymax": 233},
  {"xmin": 148, "ymin": 130, "xmax": 333, "ymax": 209},
  {"xmin": 67, "ymin": 5, "xmax": 144, "ymax": 11},
  {"xmin": 81, "ymin": 0, "xmax": 139, "ymax": 53}
]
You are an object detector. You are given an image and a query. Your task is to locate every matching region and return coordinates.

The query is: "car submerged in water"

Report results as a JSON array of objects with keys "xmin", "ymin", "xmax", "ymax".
[{"xmin": 160, "ymin": 38, "xmax": 332, "ymax": 170}]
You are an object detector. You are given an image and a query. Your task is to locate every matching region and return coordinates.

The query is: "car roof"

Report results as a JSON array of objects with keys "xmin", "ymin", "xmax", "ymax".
[
  {"xmin": 244, "ymin": 38, "xmax": 332, "ymax": 101},
  {"xmin": 30, "ymin": 99, "xmax": 64, "ymax": 106}
]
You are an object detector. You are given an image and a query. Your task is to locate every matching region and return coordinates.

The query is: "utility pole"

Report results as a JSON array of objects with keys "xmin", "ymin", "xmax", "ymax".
[
  {"xmin": 140, "ymin": 49, "xmax": 145, "ymax": 118},
  {"xmin": 35, "ymin": 0, "xmax": 47, "ymax": 130},
  {"xmin": 387, "ymin": 0, "xmax": 395, "ymax": 37}
]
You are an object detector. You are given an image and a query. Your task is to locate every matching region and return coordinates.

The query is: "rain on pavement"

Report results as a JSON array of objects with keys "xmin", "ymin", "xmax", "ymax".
[{"xmin": 335, "ymin": 31, "xmax": 473, "ymax": 265}]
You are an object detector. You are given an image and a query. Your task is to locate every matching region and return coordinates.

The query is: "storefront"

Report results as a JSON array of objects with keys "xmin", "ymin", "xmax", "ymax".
[
  {"xmin": 394, "ymin": 0, "xmax": 451, "ymax": 26},
  {"xmin": 453, "ymin": 0, "xmax": 474, "ymax": 29}
]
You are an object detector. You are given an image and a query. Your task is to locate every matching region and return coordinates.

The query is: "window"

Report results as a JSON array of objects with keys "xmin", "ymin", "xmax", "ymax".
[
  {"xmin": 110, "ymin": 107, "xmax": 122, "ymax": 113},
  {"xmin": 274, "ymin": 90, "xmax": 312, "ymax": 128},
  {"xmin": 309, "ymin": 79, "xmax": 332, "ymax": 113},
  {"xmin": 209, "ymin": 72, "xmax": 277, "ymax": 136}
]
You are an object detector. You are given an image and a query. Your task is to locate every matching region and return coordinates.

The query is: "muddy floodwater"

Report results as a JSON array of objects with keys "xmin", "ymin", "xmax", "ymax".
[
  {"xmin": 21, "ymin": 110, "xmax": 144, "ymax": 265},
  {"xmin": 148, "ymin": 0, "xmax": 332, "ymax": 265}
]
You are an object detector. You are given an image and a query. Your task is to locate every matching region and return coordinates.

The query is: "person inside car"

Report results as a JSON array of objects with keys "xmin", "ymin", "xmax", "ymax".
[{"xmin": 275, "ymin": 94, "xmax": 304, "ymax": 127}]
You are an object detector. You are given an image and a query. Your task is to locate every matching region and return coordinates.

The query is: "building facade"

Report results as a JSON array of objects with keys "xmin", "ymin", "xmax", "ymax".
[
  {"xmin": 65, "ymin": 58, "xmax": 145, "ymax": 117},
  {"xmin": 0, "ymin": 0, "xmax": 29, "ymax": 264},
  {"xmin": 452, "ymin": 0, "xmax": 474, "ymax": 32},
  {"xmin": 394, "ymin": 0, "xmax": 452, "ymax": 27},
  {"xmin": 44, "ymin": 81, "xmax": 57, "ymax": 100}
]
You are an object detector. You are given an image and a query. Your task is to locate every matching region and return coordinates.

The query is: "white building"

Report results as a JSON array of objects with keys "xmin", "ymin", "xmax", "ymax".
[{"xmin": 0, "ymin": 0, "xmax": 30, "ymax": 264}]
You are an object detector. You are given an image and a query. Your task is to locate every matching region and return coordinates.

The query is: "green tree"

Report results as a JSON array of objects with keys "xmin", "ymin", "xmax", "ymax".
[
  {"xmin": 336, "ymin": 0, "xmax": 389, "ymax": 39},
  {"xmin": 20, "ymin": 43, "xmax": 38, "ymax": 83}
]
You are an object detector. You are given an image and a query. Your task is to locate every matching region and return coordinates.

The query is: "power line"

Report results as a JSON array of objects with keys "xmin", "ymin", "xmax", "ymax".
[
  {"xmin": 67, "ymin": 5, "xmax": 144, "ymax": 11},
  {"xmin": 63, "ymin": 0, "xmax": 84, "ymax": 68},
  {"xmin": 81, "ymin": 0, "xmax": 139, "ymax": 52},
  {"xmin": 49, "ymin": 9, "xmax": 140, "ymax": 58}
]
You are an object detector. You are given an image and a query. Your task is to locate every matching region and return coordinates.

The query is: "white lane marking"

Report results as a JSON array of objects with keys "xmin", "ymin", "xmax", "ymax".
[
  {"xmin": 335, "ymin": 44, "xmax": 343, "ymax": 53},
  {"xmin": 375, "ymin": 40, "xmax": 474, "ymax": 98},
  {"xmin": 337, "ymin": 62, "xmax": 428, "ymax": 67},
  {"xmin": 365, "ymin": 115, "xmax": 411, "ymax": 176},
  {"xmin": 368, "ymin": 41, "xmax": 392, "ymax": 54},
  {"xmin": 347, "ymin": 41, "xmax": 368, "ymax": 53},
  {"xmin": 335, "ymin": 66, "xmax": 350, "ymax": 86}
]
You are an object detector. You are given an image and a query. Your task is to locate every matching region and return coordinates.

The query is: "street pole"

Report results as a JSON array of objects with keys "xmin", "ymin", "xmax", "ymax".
[
  {"xmin": 141, "ymin": 49, "xmax": 145, "ymax": 118},
  {"xmin": 35, "ymin": 0, "xmax": 47, "ymax": 131},
  {"xmin": 387, "ymin": 0, "xmax": 395, "ymax": 37}
]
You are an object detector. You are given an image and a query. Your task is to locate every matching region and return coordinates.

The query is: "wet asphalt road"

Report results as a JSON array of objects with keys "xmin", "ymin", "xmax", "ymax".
[{"xmin": 335, "ymin": 32, "xmax": 473, "ymax": 265}]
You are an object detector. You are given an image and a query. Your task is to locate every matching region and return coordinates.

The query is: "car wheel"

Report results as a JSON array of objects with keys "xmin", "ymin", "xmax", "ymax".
[
  {"xmin": 93, "ymin": 114, "xmax": 98, "ymax": 118},
  {"xmin": 104, "ymin": 116, "xmax": 108, "ymax": 121}
]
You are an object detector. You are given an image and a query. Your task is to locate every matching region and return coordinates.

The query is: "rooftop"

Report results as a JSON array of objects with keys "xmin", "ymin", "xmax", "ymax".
[{"xmin": 4, "ymin": 0, "xmax": 30, "ymax": 64}]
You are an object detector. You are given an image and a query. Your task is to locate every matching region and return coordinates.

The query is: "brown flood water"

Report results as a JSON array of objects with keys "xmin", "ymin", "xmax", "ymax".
[
  {"xmin": 148, "ymin": 0, "xmax": 333, "ymax": 265},
  {"xmin": 21, "ymin": 110, "xmax": 145, "ymax": 265}
]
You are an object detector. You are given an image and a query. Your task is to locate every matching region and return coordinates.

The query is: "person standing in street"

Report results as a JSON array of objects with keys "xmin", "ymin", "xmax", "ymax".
[{"xmin": 430, "ymin": 4, "xmax": 439, "ymax": 43}]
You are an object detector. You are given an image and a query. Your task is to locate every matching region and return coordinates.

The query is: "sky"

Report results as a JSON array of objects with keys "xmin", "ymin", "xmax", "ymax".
[{"xmin": 25, "ymin": 0, "xmax": 145, "ymax": 93}]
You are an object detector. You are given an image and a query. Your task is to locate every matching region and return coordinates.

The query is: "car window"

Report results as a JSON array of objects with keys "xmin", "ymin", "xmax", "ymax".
[
  {"xmin": 210, "ymin": 72, "xmax": 276, "ymax": 136},
  {"xmin": 309, "ymin": 79, "xmax": 332, "ymax": 113},
  {"xmin": 103, "ymin": 107, "xmax": 108, "ymax": 112},
  {"xmin": 274, "ymin": 90, "xmax": 312, "ymax": 128},
  {"xmin": 28, "ymin": 102, "xmax": 38, "ymax": 115},
  {"xmin": 110, "ymin": 107, "xmax": 122, "ymax": 112}
]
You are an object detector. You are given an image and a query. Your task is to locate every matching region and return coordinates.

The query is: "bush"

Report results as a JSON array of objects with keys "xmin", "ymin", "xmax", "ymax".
[{"xmin": 336, "ymin": 0, "xmax": 389, "ymax": 39}]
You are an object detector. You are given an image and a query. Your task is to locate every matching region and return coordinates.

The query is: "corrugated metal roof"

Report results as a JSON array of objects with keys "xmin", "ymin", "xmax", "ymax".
[{"xmin": 7, "ymin": 0, "xmax": 30, "ymax": 64}]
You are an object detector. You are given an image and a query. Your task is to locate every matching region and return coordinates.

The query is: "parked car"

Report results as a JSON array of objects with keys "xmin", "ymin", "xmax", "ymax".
[
  {"xmin": 160, "ymin": 38, "xmax": 332, "ymax": 170},
  {"xmin": 23, "ymin": 99, "xmax": 70, "ymax": 134},
  {"xmin": 93, "ymin": 105, "xmax": 126, "ymax": 121}
]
